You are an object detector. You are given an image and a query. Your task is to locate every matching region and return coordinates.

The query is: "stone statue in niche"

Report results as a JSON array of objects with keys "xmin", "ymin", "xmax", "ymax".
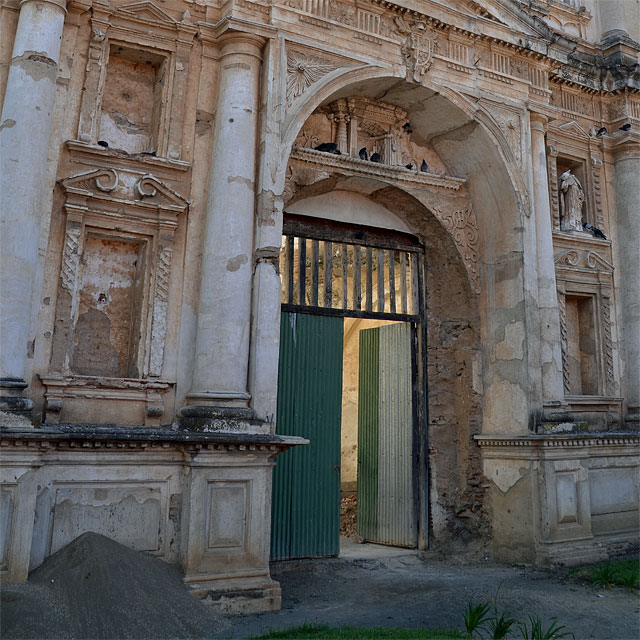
[{"xmin": 559, "ymin": 169, "xmax": 585, "ymax": 232}]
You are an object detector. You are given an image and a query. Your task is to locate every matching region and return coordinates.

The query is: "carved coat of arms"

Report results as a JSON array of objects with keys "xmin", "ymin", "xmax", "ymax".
[{"xmin": 394, "ymin": 17, "xmax": 438, "ymax": 83}]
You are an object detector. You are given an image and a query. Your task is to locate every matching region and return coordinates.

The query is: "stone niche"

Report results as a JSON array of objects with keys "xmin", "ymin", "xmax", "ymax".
[
  {"xmin": 98, "ymin": 45, "xmax": 167, "ymax": 155},
  {"xmin": 42, "ymin": 168, "xmax": 188, "ymax": 426},
  {"xmin": 554, "ymin": 234, "xmax": 622, "ymax": 428},
  {"xmin": 77, "ymin": 1, "xmax": 196, "ymax": 161}
]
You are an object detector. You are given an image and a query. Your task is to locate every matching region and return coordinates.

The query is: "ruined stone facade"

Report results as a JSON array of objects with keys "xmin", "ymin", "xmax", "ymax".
[{"xmin": 1, "ymin": 0, "xmax": 639, "ymax": 612}]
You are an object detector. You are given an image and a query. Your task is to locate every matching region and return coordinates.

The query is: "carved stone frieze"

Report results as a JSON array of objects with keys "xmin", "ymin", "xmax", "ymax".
[
  {"xmin": 546, "ymin": 143, "xmax": 560, "ymax": 229},
  {"xmin": 433, "ymin": 205, "xmax": 481, "ymax": 294},
  {"xmin": 149, "ymin": 246, "xmax": 173, "ymax": 377},
  {"xmin": 480, "ymin": 101, "xmax": 522, "ymax": 166},
  {"xmin": 286, "ymin": 50, "xmax": 338, "ymax": 106},
  {"xmin": 61, "ymin": 223, "xmax": 81, "ymax": 294},
  {"xmin": 557, "ymin": 290, "xmax": 571, "ymax": 394},
  {"xmin": 601, "ymin": 289, "xmax": 615, "ymax": 395}
]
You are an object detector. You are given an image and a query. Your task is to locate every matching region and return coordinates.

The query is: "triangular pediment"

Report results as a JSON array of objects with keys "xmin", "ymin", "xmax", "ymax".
[
  {"xmin": 450, "ymin": 0, "xmax": 557, "ymax": 40},
  {"xmin": 114, "ymin": 1, "xmax": 177, "ymax": 25},
  {"xmin": 135, "ymin": 174, "xmax": 189, "ymax": 208},
  {"xmin": 61, "ymin": 169, "xmax": 118, "ymax": 194},
  {"xmin": 555, "ymin": 119, "xmax": 590, "ymax": 138}
]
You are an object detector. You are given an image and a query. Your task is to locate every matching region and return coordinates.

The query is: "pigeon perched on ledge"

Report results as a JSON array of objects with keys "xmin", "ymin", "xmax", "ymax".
[
  {"xmin": 583, "ymin": 222, "xmax": 607, "ymax": 239},
  {"xmin": 359, "ymin": 147, "xmax": 368, "ymax": 161},
  {"xmin": 370, "ymin": 152, "xmax": 381, "ymax": 163},
  {"xmin": 314, "ymin": 142, "xmax": 341, "ymax": 154},
  {"xmin": 596, "ymin": 127, "xmax": 607, "ymax": 137},
  {"xmin": 619, "ymin": 123, "xmax": 631, "ymax": 132},
  {"xmin": 420, "ymin": 160, "xmax": 429, "ymax": 173}
]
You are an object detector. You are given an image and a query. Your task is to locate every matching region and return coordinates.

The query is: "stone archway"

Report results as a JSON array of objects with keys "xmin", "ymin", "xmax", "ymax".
[
  {"xmin": 283, "ymin": 174, "xmax": 485, "ymax": 550},
  {"xmin": 250, "ymin": 71, "xmax": 537, "ymax": 554}
]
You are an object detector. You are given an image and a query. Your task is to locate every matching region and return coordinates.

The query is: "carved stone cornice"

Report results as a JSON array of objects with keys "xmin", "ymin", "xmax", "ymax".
[
  {"xmin": 475, "ymin": 433, "xmax": 639, "ymax": 448},
  {"xmin": 0, "ymin": 424, "xmax": 306, "ymax": 457},
  {"xmin": 290, "ymin": 146, "xmax": 466, "ymax": 190}
]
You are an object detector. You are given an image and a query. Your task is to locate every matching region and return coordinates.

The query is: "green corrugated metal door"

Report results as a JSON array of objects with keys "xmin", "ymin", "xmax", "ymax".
[
  {"xmin": 357, "ymin": 323, "xmax": 416, "ymax": 547},
  {"xmin": 271, "ymin": 311, "xmax": 344, "ymax": 560}
]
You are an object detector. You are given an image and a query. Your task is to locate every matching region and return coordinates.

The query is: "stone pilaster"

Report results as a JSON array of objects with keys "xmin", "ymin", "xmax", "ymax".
[
  {"xmin": 529, "ymin": 113, "xmax": 565, "ymax": 411},
  {"xmin": 0, "ymin": 0, "xmax": 68, "ymax": 414},
  {"xmin": 179, "ymin": 33, "xmax": 265, "ymax": 429},
  {"xmin": 612, "ymin": 137, "xmax": 640, "ymax": 425}
]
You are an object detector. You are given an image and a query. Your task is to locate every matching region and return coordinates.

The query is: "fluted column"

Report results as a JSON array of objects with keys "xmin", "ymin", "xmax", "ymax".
[
  {"xmin": 612, "ymin": 137, "xmax": 640, "ymax": 425},
  {"xmin": 0, "ymin": 0, "xmax": 67, "ymax": 413},
  {"xmin": 529, "ymin": 113, "xmax": 565, "ymax": 406},
  {"xmin": 180, "ymin": 33, "xmax": 264, "ymax": 426}
]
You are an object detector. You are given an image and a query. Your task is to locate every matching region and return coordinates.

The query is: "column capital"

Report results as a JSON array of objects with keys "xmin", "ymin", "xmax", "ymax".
[
  {"xmin": 611, "ymin": 135, "xmax": 640, "ymax": 163},
  {"xmin": 529, "ymin": 111, "xmax": 549, "ymax": 132},
  {"xmin": 19, "ymin": 0, "xmax": 67, "ymax": 13},
  {"xmin": 217, "ymin": 31, "xmax": 266, "ymax": 61}
]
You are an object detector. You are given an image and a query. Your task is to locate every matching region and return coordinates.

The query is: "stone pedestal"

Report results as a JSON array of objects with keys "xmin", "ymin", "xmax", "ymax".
[
  {"xmin": 529, "ymin": 113, "xmax": 566, "ymax": 412},
  {"xmin": 181, "ymin": 33, "xmax": 265, "ymax": 428},
  {"xmin": 0, "ymin": 0, "xmax": 67, "ymax": 413},
  {"xmin": 0, "ymin": 424, "xmax": 305, "ymax": 613}
]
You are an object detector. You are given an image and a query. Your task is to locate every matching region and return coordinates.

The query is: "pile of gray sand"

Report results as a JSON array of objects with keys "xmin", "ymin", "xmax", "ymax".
[{"xmin": 0, "ymin": 532, "xmax": 228, "ymax": 639}]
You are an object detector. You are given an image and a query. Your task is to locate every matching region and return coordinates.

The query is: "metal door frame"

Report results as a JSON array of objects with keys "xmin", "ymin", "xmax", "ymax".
[{"xmin": 277, "ymin": 213, "xmax": 430, "ymax": 550}]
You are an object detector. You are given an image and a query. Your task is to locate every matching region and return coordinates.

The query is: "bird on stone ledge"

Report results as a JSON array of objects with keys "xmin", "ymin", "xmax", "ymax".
[
  {"xmin": 359, "ymin": 147, "xmax": 368, "ymax": 161},
  {"xmin": 314, "ymin": 142, "xmax": 341, "ymax": 154},
  {"xmin": 583, "ymin": 222, "xmax": 607, "ymax": 240},
  {"xmin": 370, "ymin": 152, "xmax": 381, "ymax": 163},
  {"xmin": 595, "ymin": 127, "xmax": 607, "ymax": 137},
  {"xmin": 619, "ymin": 123, "xmax": 631, "ymax": 132}
]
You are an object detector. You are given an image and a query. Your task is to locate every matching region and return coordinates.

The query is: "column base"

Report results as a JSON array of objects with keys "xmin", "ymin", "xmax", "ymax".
[
  {"xmin": 0, "ymin": 378, "xmax": 34, "ymax": 414},
  {"xmin": 185, "ymin": 574, "xmax": 282, "ymax": 614},
  {"xmin": 176, "ymin": 405, "xmax": 270, "ymax": 434}
]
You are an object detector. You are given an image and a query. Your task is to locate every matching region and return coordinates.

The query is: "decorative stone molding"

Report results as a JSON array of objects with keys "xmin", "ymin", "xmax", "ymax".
[
  {"xmin": 589, "ymin": 154, "xmax": 604, "ymax": 231},
  {"xmin": 546, "ymin": 143, "xmax": 560, "ymax": 229},
  {"xmin": 286, "ymin": 50, "xmax": 338, "ymax": 106},
  {"xmin": 38, "ymin": 374, "xmax": 174, "ymax": 426},
  {"xmin": 476, "ymin": 434, "xmax": 640, "ymax": 448},
  {"xmin": 289, "ymin": 147, "xmax": 466, "ymax": 190},
  {"xmin": 557, "ymin": 288, "xmax": 571, "ymax": 394}
]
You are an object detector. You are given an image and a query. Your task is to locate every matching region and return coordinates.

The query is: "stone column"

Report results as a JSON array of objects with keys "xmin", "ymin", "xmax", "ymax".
[
  {"xmin": 529, "ymin": 113, "xmax": 566, "ymax": 409},
  {"xmin": 180, "ymin": 33, "xmax": 264, "ymax": 427},
  {"xmin": 612, "ymin": 137, "xmax": 640, "ymax": 425},
  {"xmin": 0, "ymin": 0, "xmax": 67, "ymax": 413}
]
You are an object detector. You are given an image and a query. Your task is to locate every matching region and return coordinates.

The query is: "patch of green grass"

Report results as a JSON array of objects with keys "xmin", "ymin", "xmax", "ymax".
[
  {"xmin": 518, "ymin": 616, "xmax": 574, "ymax": 640},
  {"xmin": 565, "ymin": 557, "xmax": 640, "ymax": 591},
  {"xmin": 253, "ymin": 623, "xmax": 466, "ymax": 639}
]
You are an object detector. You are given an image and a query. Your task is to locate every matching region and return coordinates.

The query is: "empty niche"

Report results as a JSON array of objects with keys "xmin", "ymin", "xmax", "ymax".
[
  {"xmin": 565, "ymin": 295, "xmax": 598, "ymax": 395},
  {"xmin": 98, "ymin": 45, "xmax": 166, "ymax": 154},
  {"xmin": 72, "ymin": 234, "xmax": 149, "ymax": 378}
]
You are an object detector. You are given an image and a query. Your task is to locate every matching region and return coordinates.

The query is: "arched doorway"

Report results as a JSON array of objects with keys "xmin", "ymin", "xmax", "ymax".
[
  {"xmin": 261, "ymin": 74, "xmax": 529, "ymax": 559},
  {"xmin": 271, "ymin": 207, "xmax": 426, "ymax": 559}
]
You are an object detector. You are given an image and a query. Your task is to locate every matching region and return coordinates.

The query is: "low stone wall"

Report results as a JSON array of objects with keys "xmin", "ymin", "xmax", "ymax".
[
  {"xmin": 478, "ymin": 433, "xmax": 640, "ymax": 566},
  {"xmin": 0, "ymin": 425, "xmax": 305, "ymax": 614}
]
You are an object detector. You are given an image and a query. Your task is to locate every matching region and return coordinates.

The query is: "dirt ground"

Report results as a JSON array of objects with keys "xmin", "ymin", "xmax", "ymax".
[
  {"xmin": 216, "ymin": 541, "xmax": 640, "ymax": 640},
  {"xmin": 1, "ymin": 536, "xmax": 638, "ymax": 640}
]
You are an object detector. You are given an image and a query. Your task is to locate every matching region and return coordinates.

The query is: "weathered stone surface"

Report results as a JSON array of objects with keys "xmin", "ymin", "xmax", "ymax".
[{"xmin": 0, "ymin": 0, "xmax": 638, "ymax": 611}]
